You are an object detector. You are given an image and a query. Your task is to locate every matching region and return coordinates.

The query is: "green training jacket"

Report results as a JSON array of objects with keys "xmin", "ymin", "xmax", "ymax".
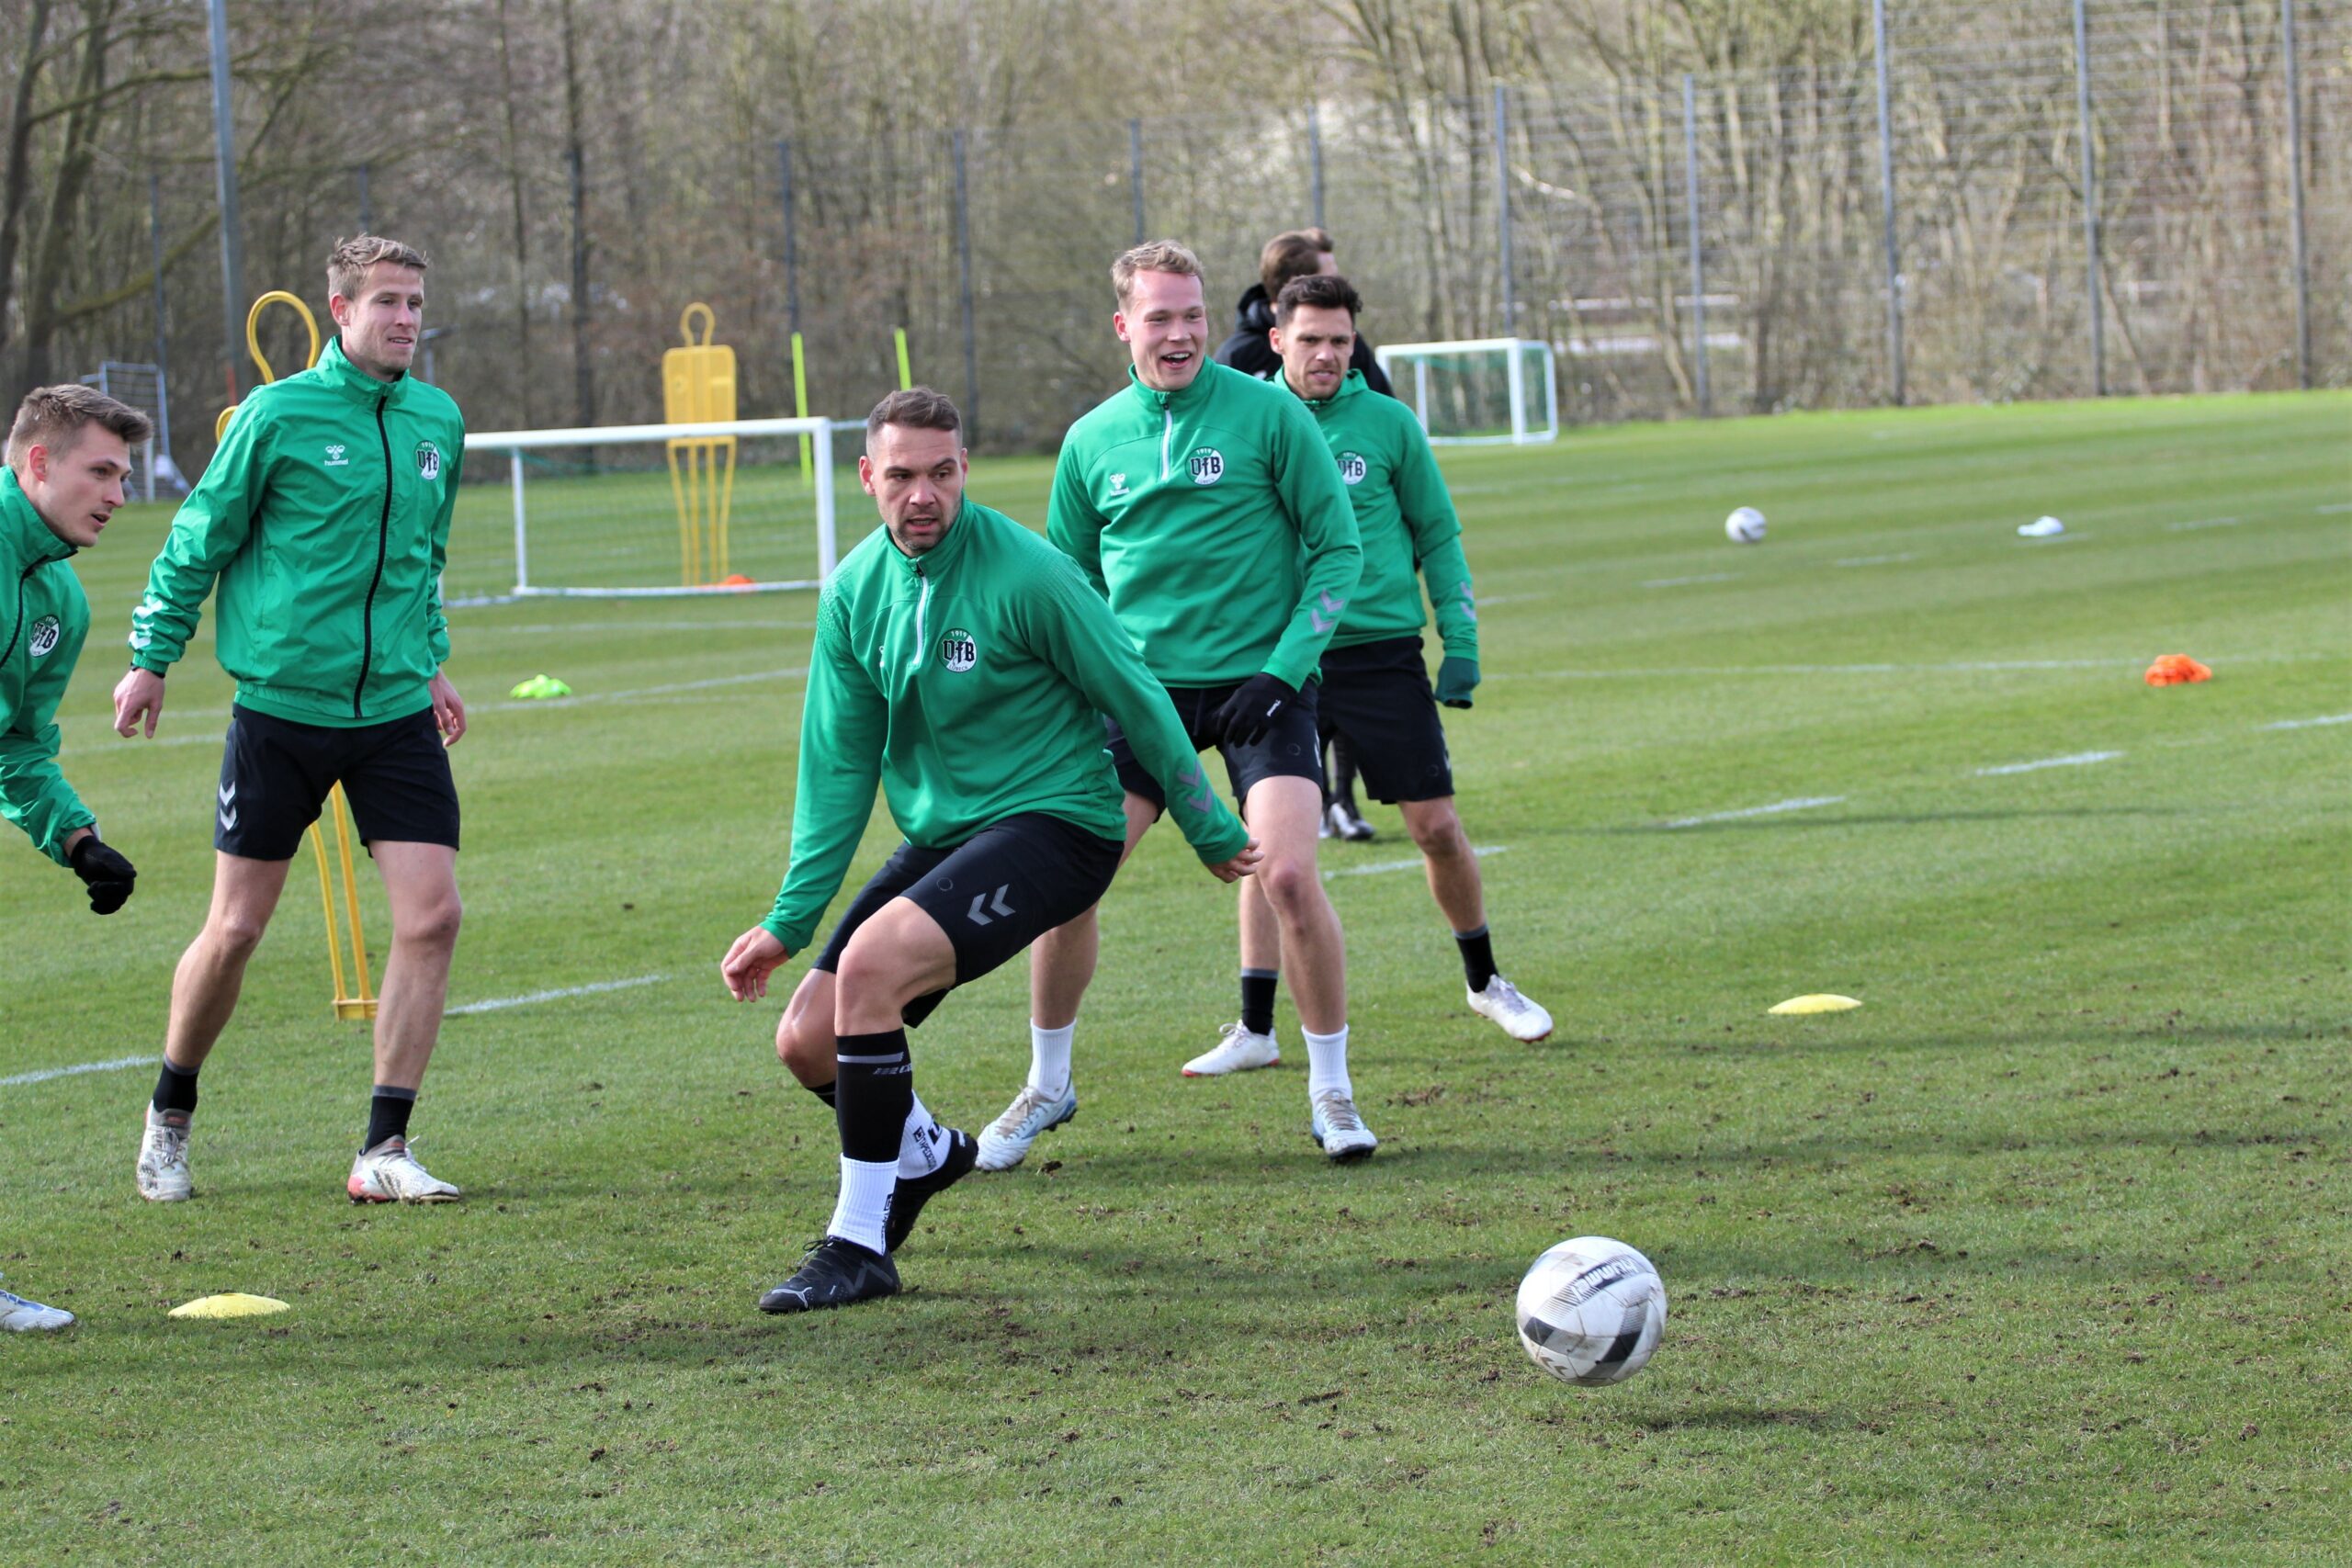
[
  {"xmin": 0, "ymin": 468, "xmax": 96, "ymax": 863},
  {"xmin": 763, "ymin": 500, "xmax": 1251, "ymax": 953},
  {"xmin": 1295, "ymin": 370, "xmax": 1479, "ymax": 658},
  {"xmin": 1047, "ymin": 361, "xmax": 1360, "ymax": 689},
  {"xmin": 130, "ymin": 336, "xmax": 465, "ymax": 727}
]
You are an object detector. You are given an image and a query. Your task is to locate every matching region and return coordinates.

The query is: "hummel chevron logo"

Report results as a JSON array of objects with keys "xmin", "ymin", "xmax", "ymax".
[
  {"xmin": 966, "ymin": 885, "xmax": 1016, "ymax": 925},
  {"xmin": 1178, "ymin": 761, "xmax": 1214, "ymax": 816},
  {"xmin": 217, "ymin": 780, "xmax": 239, "ymax": 832},
  {"xmin": 1309, "ymin": 589, "xmax": 1348, "ymax": 635}
]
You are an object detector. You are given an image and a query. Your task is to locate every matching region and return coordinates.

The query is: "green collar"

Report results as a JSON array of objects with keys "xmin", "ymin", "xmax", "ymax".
[
  {"xmin": 1, "ymin": 467, "xmax": 76, "ymax": 573},
  {"xmin": 1123, "ymin": 359, "xmax": 1219, "ymax": 414},
  {"xmin": 888, "ymin": 496, "xmax": 975, "ymax": 577},
  {"xmin": 315, "ymin": 334, "xmax": 410, "ymax": 406},
  {"xmin": 1293, "ymin": 367, "xmax": 1368, "ymax": 411}
]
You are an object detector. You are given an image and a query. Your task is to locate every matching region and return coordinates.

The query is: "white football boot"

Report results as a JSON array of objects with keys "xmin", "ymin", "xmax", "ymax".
[
  {"xmin": 1468, "ymin": 975, "xmax": 1555, "ymax": 1043},
  {"xmin": 0, "ymin": 1280, "xmax": 74, "ymax": 1332},
  {"xmin": 974, "ymin": 1085, "xmax": 1078, "ymax": 1172},
  {"xmin": 1324, "ymin": 802, "xmax": 1376, "ymax": 842},
  {"xmin": 347, "ymin": 1137, "xmax": 463, "ymax": 1203},
  {"xmin": 1307, "ymin": 1089, "xmax": 1378, "ymax": 1163},
  {"xmin": 1182, "ymin": 1021, "xmax": 1282, "ymax": 1077},
  {"xmin": 136, "ymin": 1105, "xmax": 193, "ymax": 1201}
]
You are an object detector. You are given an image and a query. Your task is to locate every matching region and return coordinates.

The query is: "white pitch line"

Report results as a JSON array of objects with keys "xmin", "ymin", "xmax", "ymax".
[
  {"xmin": 2261, "ymin": 714, "xmax": 2352, "ymax": 731},
  {"xmin": 1833, "ymin": 552, "xmax": 1917, "ymax": 567},
  {"xmin": 1662, "ymin": 796, "xmax": 1844, "ymax": 829},
  {"xmin": 2165, "ymin": 516, "xmax": 2242, "ymax": 531},
  {"xmin": 446, "ymin": 973, "xmax": 672, "ymax": 1017},
  {"xmin": 1973, "ymin": 750, "xmax": 2122, "ymax": 776},
  {"xmin": 0, "ymin": 1054, "xmax": 154, "ymax": 1089},
  {"xmin": 1327, "ymin": 846, "xmax": 1506, "ymax": 879},
  {"xmin": 479, "ymin": 666, "xmax": 805, "ymax": 714},
  {"xmin": 2317, "ymin": 502, "xmax": 2352, "ymax": 515},
  {"xmin": 1642, "ymin": 573, "xmax": 1735, "ymax": 589}
]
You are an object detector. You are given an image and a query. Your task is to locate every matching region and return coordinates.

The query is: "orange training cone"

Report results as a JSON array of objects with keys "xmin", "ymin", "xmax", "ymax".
[{"xmin": 2144, "ymin": 654, "xmax": 2212, "ymax": 686}]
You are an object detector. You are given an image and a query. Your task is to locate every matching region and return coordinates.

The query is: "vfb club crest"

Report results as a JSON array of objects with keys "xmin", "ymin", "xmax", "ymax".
[
  {"xmin": 28, "ymin": 615, "xmax": 61, "ymax": 659},
  {"xmin": 939, "ymin": 628, "xmax": 978, "ymax": 672},
  {"xmin": 1187, "ymin": 446, "xmax": 1225, "ymax": 485},
  {"xmin": 1338, "ymin": 451, "xmax": 1368, "ymax": 485},
  {"xmin": 415, "ymin": 442, "xmax": 442, "ymax": 480}
]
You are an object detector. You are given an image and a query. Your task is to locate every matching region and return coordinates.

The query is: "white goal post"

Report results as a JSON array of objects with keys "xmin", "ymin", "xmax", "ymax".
[
  {"xmin": 1374, "ymin": 338, "xmax": 1560, "ymax": 446},
  {"xmin": 462, "ymin": 416, "xmax": 839, "ymax": 598}
]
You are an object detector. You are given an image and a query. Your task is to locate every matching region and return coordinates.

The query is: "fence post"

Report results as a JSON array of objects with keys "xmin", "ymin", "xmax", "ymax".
[
  {"xmin": 567, "ymin": 144, "xmax": 595, "ymax": 430},
  {"xmin": 1308, "ymin": 103, "xmax": 1326, "ymax": 230},
  {"xmin": 1492, "ymin": 83, "xmax": 1515, "ymax": 338},
  {"xmin": 148, "ymin": 173, "xmax": 174, "ymax": 470},
  {"xmin": 205, "ymin": 0, "xmax": 245, "ymax": 398},
  {"xmin": 1681, "ymin": 75, "xmax": 1711, "ymax": 415},
  {"xmin": 357, "ymin": 163, "xmax": 373, "ymax": 232},
  {"xmin": 777, "ymin": 141, "xmax": 800, "ymax": 337},
  {"xmin": 1128, "ymin": 118, "xmax": 1146, "ymax": 246},
  {"xmin": 2072, "ymin": 0, "xmax": 2105, "ymax": 397},
  {"xmin": 954, "ymin": 129, "xmax": 980, "ymax": 446},
  {"xmin": 2281, "ymin": 0, "xmax": 2312, "ymax": 390},
  {"xmin": 1871, "ymin": 0, "xmax": 1905, "ymax": 406}
]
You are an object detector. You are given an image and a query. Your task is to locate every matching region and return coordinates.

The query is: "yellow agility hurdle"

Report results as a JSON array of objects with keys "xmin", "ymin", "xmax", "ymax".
[
  {"xmin": 217, "ymin": 290, "xmax": 378, "ymax": 1020},
  {"xmin": 662, "ymin": 303, "xmax": 739, "ymax": 584}
]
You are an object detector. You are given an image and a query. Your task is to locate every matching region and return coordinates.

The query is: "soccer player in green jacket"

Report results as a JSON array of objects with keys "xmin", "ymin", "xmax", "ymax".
[
  {"xmin": 720, "ymin": 389, "xmax": 1259, "ymax": 1314},
  {"xmin": 1233, "ymin": 274, "xmax": 1553, "ymax": 1048},
  {"xmin": 976, "ymin": 239, "xmax": 1380, "ymax": 1169},
  {"xmin": 112, "ymin": 236, "xmax": 470, "ymax": 1207},
  {"xmin": 1, "ymin": 384, "xmax": 153, "ymax": 1334}
]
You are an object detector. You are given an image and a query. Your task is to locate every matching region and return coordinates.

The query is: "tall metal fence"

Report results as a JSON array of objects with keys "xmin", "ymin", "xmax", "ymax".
[{"xmin": 45, "ymin": 0, "xmax": 2348, "ymax": 468}]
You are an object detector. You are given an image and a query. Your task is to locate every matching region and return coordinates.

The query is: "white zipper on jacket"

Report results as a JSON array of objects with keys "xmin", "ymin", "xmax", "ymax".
[
  {"xmin": 911, "ymin": 570, "xmax": 933, "ymax": 671},
  {"xmin": 1160, "ymin": 407, "xmax": 1173, "ymax": 479}
]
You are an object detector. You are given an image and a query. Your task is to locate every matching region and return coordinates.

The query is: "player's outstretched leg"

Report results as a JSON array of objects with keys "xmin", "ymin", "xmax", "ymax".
[
  {"xmin": 1399, "ymin": 797, "xmax": 1553, "ymax": 1043},
  {"xmin": 1187, "ymin": 879, "xmax": 1283, "ymax": 1075},
  {"xmin": 138, "ymin": 852, "xmax": 292, "ymax": 1202},
  {"xmin": 1242, "ymin": 775, "xmax": 1375, "ymax": 1162},
  {"xmin": 775, "ymin": 969, "xmax": 976, "ymax": 1253},
  {"xmin": 348, "ymin": 842, "xmax": 465, "ymax": 1202}
]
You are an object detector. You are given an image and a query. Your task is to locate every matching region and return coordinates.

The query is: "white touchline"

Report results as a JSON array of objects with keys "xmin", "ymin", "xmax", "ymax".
[
  {"xmin": 2317, "ymin": 502, "xmax": 2351, "ymax": 515},
  {"xmin": 2165, "ymin": 516, "xmax": 2242, "ymax": 531},
  {"xmin": 1327, "ymin": 846, "xmax": 1507, "ymax": 879},
  {"xmin": 1833, "ymin": 553, "xmax": 1917, "ymax": 567},
  {"xmin": 2261, "ymin": 714, "xmax": 2352, "ymax": 730},
  {"xmin": 1973, "ymin": 750, "xmax": 2123, "ymax": 776},
  {"xmin": 1642, "ymin": 573, "xmax": 1736, "ymax": 589},
  {"xmin": 0, "ymin": 1054, "xmax": 154, "ymax": 1089},
  {"xmin": 446, "ymin": 974, "xmax": 672, "ymax": 1017},
  {"xmin": 1662, "ymin": 796, "xmax": 1845, "ymax": 829}
]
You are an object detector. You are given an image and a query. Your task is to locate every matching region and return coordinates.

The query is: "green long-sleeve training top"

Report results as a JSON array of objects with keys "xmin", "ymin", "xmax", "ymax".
[
  {"xmin": 0, "ymin": 467, "xmax": 96, "ymax": 864},
  {"xmin": 1046, "ymin": 362, "xmax": 1361, "ymax": 689},
  {"xmin": 1296, "ymin": 370, "xmax": 1479, "ymax": 658},
  {"xmin": 130, "ymin": 335, "xmax": 465, "ymax": 727},
  {"xmin": 763, "ymin": 499, "xmax": 1251, "ymax": 953}
]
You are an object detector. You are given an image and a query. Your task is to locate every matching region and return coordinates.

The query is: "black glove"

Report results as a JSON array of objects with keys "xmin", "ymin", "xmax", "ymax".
[
  {"xmin": 68, "ymin": 834, "xmax": 137, "ymax": 915},
  {"xmin": 1211, "ymin": 672, "xmax": 1299, "ymax": 749}
]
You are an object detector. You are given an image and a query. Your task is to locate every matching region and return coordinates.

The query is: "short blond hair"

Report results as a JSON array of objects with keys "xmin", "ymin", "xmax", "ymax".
[
  {"xmin": 1259, "ymin": 229, "xmax": 1334, "ymax": 300},
  {"xmin": 328, "ymin": 234, "xmax": 429, "ymax": 302},
  {"xmin": 7, "ymin": 385, "xmax": 153, "ymax": 470},
  {"xmin": 1112, "ymin": 240, "xmax": 1205, "ymax": 311}
]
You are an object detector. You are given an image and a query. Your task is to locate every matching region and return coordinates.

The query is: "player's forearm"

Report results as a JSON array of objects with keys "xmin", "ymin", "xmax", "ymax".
[
  {"xmin": 1264, "ymin": 536, "xmax": 1362, "ymax": 687},
  {"xmin": 1098, "ymin": 674, "xmax": 1250, "ymax": 863},
  {"xmin": 0, "ymin": 728, "xmax": 96, "ymax": 866},
  {"xmin": 1419, "ymin": 535, "xmax": 1480, "ymax": 659}
]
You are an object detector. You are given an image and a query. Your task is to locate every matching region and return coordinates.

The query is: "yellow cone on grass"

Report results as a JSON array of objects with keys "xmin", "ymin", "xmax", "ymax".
[
  {"xmin": 168, "ymin": 1292, "xmax": 289, "ymax": 1320},
  {"xmin": 1769, "ymin": 994, "xmax": 1862, "ymax": 1015}
]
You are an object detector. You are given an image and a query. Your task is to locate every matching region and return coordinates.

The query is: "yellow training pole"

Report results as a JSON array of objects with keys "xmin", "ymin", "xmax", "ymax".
[
  {"xmin": 894, "ymin": 327, "xmax": 912, "ymax": 392},
  {"xmin": 792, "ymin": 331, "xmax": 810, "ymax": 478}
]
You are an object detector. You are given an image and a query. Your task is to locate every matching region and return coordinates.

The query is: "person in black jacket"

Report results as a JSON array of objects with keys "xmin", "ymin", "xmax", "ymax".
[{"xmin": 1215, "ymin": 228, "xmax": 1389, "ymax": 840}]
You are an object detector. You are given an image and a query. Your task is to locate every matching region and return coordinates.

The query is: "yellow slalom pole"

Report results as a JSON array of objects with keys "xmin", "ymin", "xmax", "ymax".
[
  {"xmin": 894, "ymin": 327, "xmax": 912, "ymax": 392},
  {"xmin": 792, "ymin": 331, "xmax": 810, "ymax": 477}
]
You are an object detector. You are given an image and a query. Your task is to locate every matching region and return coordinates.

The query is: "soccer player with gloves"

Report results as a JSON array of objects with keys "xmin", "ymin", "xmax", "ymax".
[
  {"xmin": 719, "ymin": 389, "xmax": 1259, "ymax": 1314},
  {"xmin": 977, "ymin": 240, "xmax": 1381, "ymax": 1169},
  {"xmin": 1232, "ymin": 274, "xmax": 1553, "ymax": 1047}
]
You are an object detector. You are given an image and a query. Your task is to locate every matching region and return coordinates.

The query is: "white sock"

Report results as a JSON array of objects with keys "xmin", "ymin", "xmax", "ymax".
[
  {"xmin": 828, "ymin": 1156, "xmax": 899, "ymax": 1254},
  {"xmin": 1303, "ymin": 1025, "xmax": 1351, "ymax": 1101},
  {"xmin": 1028, "ymin": 1021, "xmax": 1075, "ymax": 1099},
  {"xmin": 899, "ymin": 1090, "xmax": 946, "ymax": 1178}
]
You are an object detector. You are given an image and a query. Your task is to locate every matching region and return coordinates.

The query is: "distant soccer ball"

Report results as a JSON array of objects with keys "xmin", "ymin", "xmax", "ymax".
[
  {"xmin": 1724, "ymin": 505, "xmax": 1768, "ymax": 544},
  {"xmin": 1515, "ymin": 1235, "xmax": 1667, "ymax": 1386}
]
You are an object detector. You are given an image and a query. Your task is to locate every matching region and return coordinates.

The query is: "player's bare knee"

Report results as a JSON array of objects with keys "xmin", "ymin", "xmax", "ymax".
[
  {"xmin": 397, "ymin": 893, "xmax": 464, "ymax": 952},
  {"xmin": 206, "ymin": 907, "xmax": 271, "ymax": 961},
  {"xmin": 1407, "ymin": 804, "xmax": 1468, "ymax": 859},
  {"xmin": 777, "ymin": 1007, "xmax": 833, "ymax": 1078},
  {"xmin": 1258, "ymin": 852, "xmax": 1322, "ymax": 913}
]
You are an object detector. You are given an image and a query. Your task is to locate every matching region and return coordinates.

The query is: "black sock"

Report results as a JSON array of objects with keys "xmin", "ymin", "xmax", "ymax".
[
  {"xmin": 807, "ymin": 1079, "xmax": 837, "ymax": 1108},
  {"xmin": 834, "ymin": 1030, "xmax": 912, "ymax": 1164},
  {"xmin": 153, "ymin": 1059, "xmax": 199, "ymax": 1119},
  {"xmin": 1240, "ymin": 969, "xmax": 1279, "ymax": 1037},
  {"xmin": 364, "ymin": 1085, "xmax": 417, "ymax": 1151},
  {"xmin": 1455, "ymin": 925, "xmax": 1498, "ymax": 991}
]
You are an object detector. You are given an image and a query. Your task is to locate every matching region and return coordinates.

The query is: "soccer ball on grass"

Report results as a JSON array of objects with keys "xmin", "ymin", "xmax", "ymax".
[
  {"xmin": 1724, "ymin": 505, "xmax": 1768, "ymax": 544},
  {"xmin": 1515, "ymin": 1235, "xmax": 1667, "ymax": 1386}
]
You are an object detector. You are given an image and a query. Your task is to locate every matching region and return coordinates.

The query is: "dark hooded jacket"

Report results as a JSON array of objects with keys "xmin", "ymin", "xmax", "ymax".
[{"xmin": 1213, "ymin": 284, "xmax": 1395, "ymax": 397}]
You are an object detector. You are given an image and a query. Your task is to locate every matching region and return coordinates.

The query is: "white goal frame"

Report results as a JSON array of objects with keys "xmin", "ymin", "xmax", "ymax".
[
  {"xmin": 1374, "ymin": 337, "xmax": 1560, "ymax": 446},
  {"xmin": 462, "ymin": 416, "xmax": 839, "ymax": 598}
]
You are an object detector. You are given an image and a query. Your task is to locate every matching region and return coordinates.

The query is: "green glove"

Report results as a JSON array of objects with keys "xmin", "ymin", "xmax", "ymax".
[{"xmin": 1435, "ymin": 655, "xmax": 1480, "ymax": 709}]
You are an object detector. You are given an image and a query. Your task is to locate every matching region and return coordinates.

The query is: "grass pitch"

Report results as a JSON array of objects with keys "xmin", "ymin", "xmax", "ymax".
[{"xmin": 3, "ymin": 393, "xmax": 2346, "ymax": 1563}]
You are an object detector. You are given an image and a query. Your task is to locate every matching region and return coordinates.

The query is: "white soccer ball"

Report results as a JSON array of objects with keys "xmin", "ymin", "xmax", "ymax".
[
  {"xmin": 1515, "ymin": 1235, "xmax": 1667, "ymax": 1386},
  {"xmin": 1724, "ymin": 505, "xmax": 1768, "ymax": 544}
]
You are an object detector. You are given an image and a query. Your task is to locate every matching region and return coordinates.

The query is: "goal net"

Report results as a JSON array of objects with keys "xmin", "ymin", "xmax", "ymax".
[
  {"xmin": 458, "ymin": 417, "xmax": 842, "ymax": 599},
  {"xmin": 1374, "ymin": 338, "xmax": 1559, "ymax": 446}
]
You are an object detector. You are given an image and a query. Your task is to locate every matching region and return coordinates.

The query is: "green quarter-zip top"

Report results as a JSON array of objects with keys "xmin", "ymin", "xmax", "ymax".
[
  {"xmin": 1295, "ymin": 370, "xmax": 1478, "ymax": 656},
  {"xmin": 0, "ymin": 467, "xmax": 96, "ymax": 863},
  {"xmin": 763, "ymin": 499, "xmax": 1250, "ymax": 953},
  {"xmin": 130, "ymin": 335, "xmax": 465, "ymax": 727},
  {"xmin": 1047, "ymin": 361, "xmax": 1361, "ymax": 688}
]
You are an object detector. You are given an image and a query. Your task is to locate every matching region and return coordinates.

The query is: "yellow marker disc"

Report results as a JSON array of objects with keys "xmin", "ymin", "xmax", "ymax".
[
  {"xmin": 1769, "ymin": 994, "xmax": 1863, "ymax": 1015},
  {"xmin": 168, "ymin": 1292, "xmax": 289, "ymax": 1320}
]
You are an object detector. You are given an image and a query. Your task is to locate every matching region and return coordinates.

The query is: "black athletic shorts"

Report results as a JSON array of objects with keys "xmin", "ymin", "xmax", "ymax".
[
  {"xmin": 810, "ymin": 811, "xmax": 1122, "ymax": 1027},
  {"xmin": 215, "ymin": 703, "xmax": 460, "ymax": 861},
  {"xmin": 1107, "ymin": 678, "xmax": 1324, "ymax": 811},
  {"xmin": 1317, "ymin": 637, "xmax": 1454, "ymax": 803}
]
